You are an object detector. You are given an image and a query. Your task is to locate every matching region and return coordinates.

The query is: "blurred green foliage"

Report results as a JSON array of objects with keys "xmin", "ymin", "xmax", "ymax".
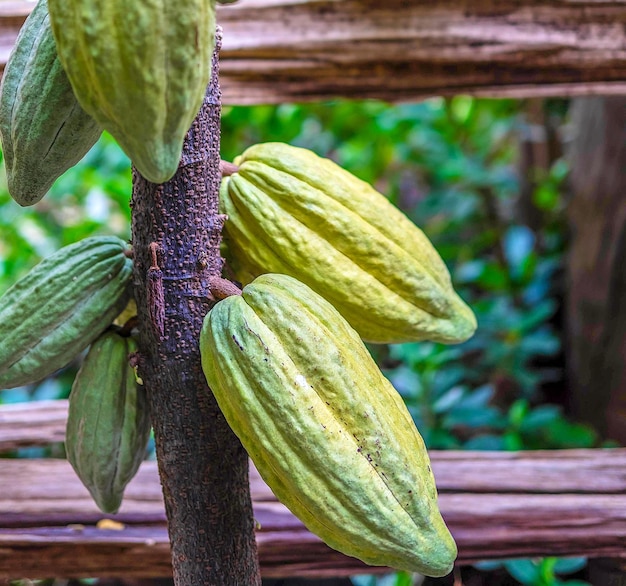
[
  {"xmin": 220, "ymin": 97, "xmax": 599, "ymax": 454},
  {"xmin": 475, "ymin": 557, "xmax": 590, "ymax": 586},
  {"xmin": 0, "ymin": 97, "xmax": 603, "ymax": 585},
  {"xmin": 0, "ymin": 132, "xmax": 131, "ymax": 289}
]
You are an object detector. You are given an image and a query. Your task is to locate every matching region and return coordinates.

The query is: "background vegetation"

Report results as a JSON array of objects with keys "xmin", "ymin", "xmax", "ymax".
[{"xmin": 0, "ymin": 97, "xmax": 607, "ymax": 585}]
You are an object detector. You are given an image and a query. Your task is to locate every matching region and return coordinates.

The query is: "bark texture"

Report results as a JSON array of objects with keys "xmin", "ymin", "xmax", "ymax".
[
  {"xmin": 566, "ymin": 97, "xmax": 626, "ymax": 443},
  {"xmin": 2, "ymin": 0, "xmax": 626, "ymax": 102},
  {"xmin": 129, "ymin": 34, "xmax": 261, "ymax": 585}
]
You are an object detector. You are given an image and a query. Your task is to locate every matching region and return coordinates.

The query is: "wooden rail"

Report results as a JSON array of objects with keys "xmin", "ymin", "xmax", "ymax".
[
  {"xmin": 1, "ymin": 400, "xmax": 625, "ymax": 578},
  {"xmin": 0, "ymin": 1, "xmax": 625, "ymax": 103},
  {"xmin": 0, "ymin": 400, "xmax": 67, "ymax": 451}
]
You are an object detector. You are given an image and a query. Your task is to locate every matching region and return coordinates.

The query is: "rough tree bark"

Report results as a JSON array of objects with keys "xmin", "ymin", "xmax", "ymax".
[{"xmin": 129, "ymin": 32, "xmax": 262, "ymax": 585}]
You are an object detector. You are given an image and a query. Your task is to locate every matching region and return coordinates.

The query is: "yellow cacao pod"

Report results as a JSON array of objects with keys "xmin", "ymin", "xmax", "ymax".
[
  {"xmin": 47, "ymin": 0, "xmax": 216, "ymax": 183},
  {"xmin": 220, "ymin": 142, "xmax": 476, "ymax": 344},
  {"xmin": 200, "ymin": 273, "xmax": 456, "ymax": 577},
  {"xmin": 66, "ymin": 331, "xmax": 151, "ymax": 514}
]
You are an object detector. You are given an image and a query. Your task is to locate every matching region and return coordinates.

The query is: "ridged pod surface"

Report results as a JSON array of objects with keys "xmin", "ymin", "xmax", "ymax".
[
  {"xmin": 221, "ymin": 142, "xmax": 476, "ymax": 344},
  {"xmin": 0, "ymin": 0, "xmax": 101, "ymax": 206},
  {"xmin": 200, "ymin": 274, "xmax": 457, "ymax": 577},
  {"xmin": 66, "ymin": 331, "xmax": 151, "ymax": 513},
  {"xmin": 0, "ymin": 236, "xmax": 133, "ymax": 389},
  {"xmin": 47, "ymin": 0, "xmax": 216, "ymax": 183}
]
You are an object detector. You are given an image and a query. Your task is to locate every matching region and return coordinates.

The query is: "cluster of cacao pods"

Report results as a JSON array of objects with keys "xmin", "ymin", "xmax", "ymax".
[
  {"xmin": 198, "ymin": 142, "xmax": 477, "ymax": 576},
  {"xmin": 0, "ymin": 0, "xmax": 475, "ymax": 570},
  {"xmin": 0, "ymin": 236, "xmax": 150, "ymax": 513},
  {"xmin": 0, "ymin": 0, "xmax": 217, "ymax": 205}
]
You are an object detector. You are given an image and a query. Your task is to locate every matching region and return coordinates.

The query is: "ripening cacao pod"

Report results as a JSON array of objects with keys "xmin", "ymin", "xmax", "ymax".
[
  {"xmin": 0, "ymin": 236, "xmax": 133, "ymax": 389},
  {"xmin": 47, "ymin": 0, "xmax": 216, "ymax": 183},
  {"xmin": 220, "ymin": 142, "xmax": 476, "ymax": 344},
  {"xmin": 200, "ymin": 273, "xmax": 457, "ymax": 577},
  {"xmin": 0, "ymin": 0, "xmax": 101, "ymax": 206},
  {"xmin": 66, "ymin": 331, "xmax": 151, "ymax": 513}
]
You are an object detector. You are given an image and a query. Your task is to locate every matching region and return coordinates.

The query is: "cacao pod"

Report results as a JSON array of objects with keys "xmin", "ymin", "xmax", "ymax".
[
  {"xmin": 0, "ymin": 0, "xmax": 102, "ymax": 206},
  {"xmin": 220, "ymin": 142, "xmax": 476, "ymax": 344},
  {"xmin": 0, "ymin": 236, "xmax": 133, "ymax": 389},
  {"xmin": 47, "ymin": 0, "xmax": 216, "ymax": 183},
  {"xmin": 66, "ymin": 331, "xmax": 151, "ymax": 513},
  {"xmin": 200, "ymin": 273, "xmax": 457, "ymax": 577}
]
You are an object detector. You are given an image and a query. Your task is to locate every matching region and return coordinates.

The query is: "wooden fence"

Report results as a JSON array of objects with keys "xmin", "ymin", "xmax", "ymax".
[
  {"xmin": 0, "ymin": 0, "xmax": 625, "ymax": 579},
  {"xmin": 1, "ymin": 400, "xmax": 625, "ymax": 578}
]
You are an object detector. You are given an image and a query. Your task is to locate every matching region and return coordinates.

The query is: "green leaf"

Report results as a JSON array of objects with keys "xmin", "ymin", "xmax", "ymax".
[
  {"xmin": 552, "ymin": 557, "xmax": 587, "ymax": 575},
  {"xmin": 505, "ymin": 559, "xmax": 542, "ymax": 585}
]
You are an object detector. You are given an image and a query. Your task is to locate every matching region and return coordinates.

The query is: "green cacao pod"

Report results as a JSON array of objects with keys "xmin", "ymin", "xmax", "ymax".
[
  {"xmin": 0, "ymin": 0, "xmax": 102, "ymax": 206},
  {"xmin": 0, "ymin": 236, "xmax": 133, "ymax": 389},
  {"xmin": 47, "ymin": 0, "xmax": 216, "ymax": 183},
  {"xmin": 220, "ymin": 142, "xmax": 476, "ymax": 344},
  {"xmin": 66, "ymin": 331, "xmax": 151, "ymax": 513},
  {"xmin": 200, "ymin": 273, "xmax": 457, "ymax": 577}
]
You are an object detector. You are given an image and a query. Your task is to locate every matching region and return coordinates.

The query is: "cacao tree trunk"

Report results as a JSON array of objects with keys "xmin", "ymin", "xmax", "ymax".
[
  {"xmin": 129, "ymin": 32, "xmax": 262, "ymax": 585},
  {"xmin": 566, "ymin": 96, "xmax": 626, "ymax": 444}
]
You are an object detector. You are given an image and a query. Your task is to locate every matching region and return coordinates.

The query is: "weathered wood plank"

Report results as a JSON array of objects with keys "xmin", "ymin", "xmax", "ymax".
[
  {"xmin": 3, "ymin": 404, "xmax": 625, "ymax": 575},
  {"xmin": 0, "ymin": 526, "xmax": 377, "ymax": 579},
  {"xmin": 3, "ymin": 399, "xmax": 626, "ymax": 492},
  {"xmin": 0, "ymin": 400, "xmax": 68, "ymax": 451},
  {"xmin": 431, "ymin": 449, "xmax": 626, "ymax": 493},
  {"xmin": 0, "ymin": 456, "xmax": 625, "ymax": 578},
  {"xmin": 2, "ymin": 494, "xmax": 625, "ymax": 579},
  {"xmin": 0, "ymin": 1, "xmax": 625, "ymax": 102},
  {"xmin": 4, "ymin": 452, "xmax": 626, "ymax": 522}
]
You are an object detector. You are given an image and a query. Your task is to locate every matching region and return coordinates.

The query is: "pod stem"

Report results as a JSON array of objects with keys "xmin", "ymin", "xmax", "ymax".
[
  {"xmin": 117, "ymin": 316, "xmax": 139, "ymax": 337},
  {"xmin": 209, "ymin": 276, "xmax": 242, "ymax": 299},
  {"xmin": 220, "ymin": 160, "xmax": 239, "ymax": 176}
]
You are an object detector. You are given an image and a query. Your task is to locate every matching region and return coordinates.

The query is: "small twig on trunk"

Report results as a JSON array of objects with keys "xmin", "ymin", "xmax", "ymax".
[{"xmin": 146, "ymin": 242, "xmax": 165, "ymax": 338}]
